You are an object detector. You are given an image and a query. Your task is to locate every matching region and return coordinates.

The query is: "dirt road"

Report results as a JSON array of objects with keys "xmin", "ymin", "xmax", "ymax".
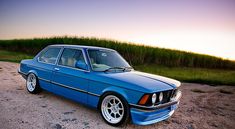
[{"xmin": 0, "ymin": 61, "xmax": 234, "ymax": 129}]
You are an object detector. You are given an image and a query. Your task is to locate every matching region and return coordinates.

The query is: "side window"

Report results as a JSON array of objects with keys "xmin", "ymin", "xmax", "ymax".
[
  {"xmin": 38, "ymin": 47, "xmax": 61, "ymax": 64},
  {"xmin": 58, "ymin": 48, "xmax": 85, "ymax": 68}
]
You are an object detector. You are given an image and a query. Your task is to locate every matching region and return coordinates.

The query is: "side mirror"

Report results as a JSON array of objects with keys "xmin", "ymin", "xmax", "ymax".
[{"xmin": 75, "ymin": 60, "xmax": 88, "ymax": 71}]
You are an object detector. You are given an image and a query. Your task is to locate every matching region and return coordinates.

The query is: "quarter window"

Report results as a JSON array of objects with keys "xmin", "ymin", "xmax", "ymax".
[
  {"xmin": 38, "ymin": 47, "xmax": 61, "ymax": 64},
  {"xmin": 58, "ymin": 48, "xmax": 86, "ymax": 68}
]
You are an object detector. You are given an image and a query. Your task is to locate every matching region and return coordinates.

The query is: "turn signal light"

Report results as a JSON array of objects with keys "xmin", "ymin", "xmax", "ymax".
[{"xmin": 139, "ymin": 94, "xmax": 150, "ymax": 105}]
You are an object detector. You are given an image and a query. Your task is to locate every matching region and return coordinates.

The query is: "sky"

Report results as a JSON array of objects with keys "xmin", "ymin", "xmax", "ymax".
[{"xmin": 0, "ymin": 0, "xmax": 235, "ymax": 60}]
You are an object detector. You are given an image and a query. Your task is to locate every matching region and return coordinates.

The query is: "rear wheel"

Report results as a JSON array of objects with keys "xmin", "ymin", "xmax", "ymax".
[
  {"xmin": 100, "ymin": 93, "xmax": 130, "ymax": 126},
  {"xmin": 26, "ymin": 73, "xmax": 41, "ymax": 94}
]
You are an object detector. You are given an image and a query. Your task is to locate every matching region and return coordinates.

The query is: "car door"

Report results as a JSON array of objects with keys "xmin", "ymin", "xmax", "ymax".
[
  {"xmin": 34, "ymin": 47, "xmax": 62, "ymax": 92},
  {"xmin": 50, "ymin": 48, "xmax": 89, "ymax": 104}
]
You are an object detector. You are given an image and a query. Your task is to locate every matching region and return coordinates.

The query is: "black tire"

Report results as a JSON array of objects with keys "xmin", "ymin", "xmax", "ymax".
[
  {"xmin": 26, "ymin": 73, "xmax": 41, "ymax": 94},
  {"xmin": 99, "ymin": 92, "xmax": 130, "ymax": 126}
]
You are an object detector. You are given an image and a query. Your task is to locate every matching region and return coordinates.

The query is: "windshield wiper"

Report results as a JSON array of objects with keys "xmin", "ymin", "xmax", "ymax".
[
  {"xmin": 123, "ymin": 67, "xmax": 133, "ymax": 71},
  {"xmin": 104, "ymin": 67, "xmax": 133, "ymax": 72},
  {"xmin": 104, "ymin": 67, "xmax": 125, "ymax": 72}
]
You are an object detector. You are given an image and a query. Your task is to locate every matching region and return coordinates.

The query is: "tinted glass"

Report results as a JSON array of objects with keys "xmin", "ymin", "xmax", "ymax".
[
  {"xmin": 38, "ymin": 47, "xmax": 61, "ymax": 64},
  {"xmin": 59, "ymin": 48, "xmax": 85, "ymax": 68},
  {"xmin": 88, "ymin": 49, "xmax": 130, "ymax": 71}
]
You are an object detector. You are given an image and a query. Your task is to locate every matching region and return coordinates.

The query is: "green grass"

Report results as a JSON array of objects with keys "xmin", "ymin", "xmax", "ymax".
[
  {"xmin": 0, "ymin": 36, "xmax": 235, "ymax": 69},
  {"xmin": 134, "ymin": 65, "xmax": 235, "ymax": 86},
  {"xmin": 0, "ymin": 50, "xmax": 234, "ymax": 86},
  {"xmin": 0, "ymin": 50, "xmax": 33, "ymax": 63},
  {"xmin": 0, "ymin": 36, "xmax": 235, "ymax": 86}
]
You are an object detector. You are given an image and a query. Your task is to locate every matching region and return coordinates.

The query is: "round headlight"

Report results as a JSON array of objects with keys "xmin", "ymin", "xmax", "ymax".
[
  {"xmin": 159, "ymin": 92, "xmax": 163, "ymax": 102},
  {"xmin": 152, "ymin": 93, "xmax": 157, "ymax": 104}
]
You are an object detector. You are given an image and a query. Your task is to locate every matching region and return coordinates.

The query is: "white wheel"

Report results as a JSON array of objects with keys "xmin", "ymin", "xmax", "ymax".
[
  {"xmin": 101, "ymin": 95, "xmax": 124, "ymax": 124},
  {"xmin": 26, "ymin": 73, "xmax": 41, "ymax": 93}
]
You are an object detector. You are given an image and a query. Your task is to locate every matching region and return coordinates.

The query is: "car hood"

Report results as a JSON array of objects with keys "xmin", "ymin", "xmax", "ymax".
[{"xmin": 94, "ymin": 70, "xmax": 181, "ymax": 93}]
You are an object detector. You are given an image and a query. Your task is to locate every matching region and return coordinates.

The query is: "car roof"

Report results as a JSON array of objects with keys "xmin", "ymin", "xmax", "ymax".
[{"xmin": 49, "ymin": 44, "xmax": 115, "ymax": 51}]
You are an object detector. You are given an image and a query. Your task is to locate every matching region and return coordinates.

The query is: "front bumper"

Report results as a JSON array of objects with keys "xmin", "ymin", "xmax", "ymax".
[
  {"xmin": 130, "ymin": 90, "xmax": 181, "ymax": 125},
  {"xmin": 18, "ymin": 69, "xmax": 27, "ymax": 79}
]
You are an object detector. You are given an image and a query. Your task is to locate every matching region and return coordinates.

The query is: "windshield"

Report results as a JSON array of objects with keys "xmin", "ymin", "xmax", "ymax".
[{"xmin": 88, "ymin": 49, "xmax": 131, "ymax": 71}]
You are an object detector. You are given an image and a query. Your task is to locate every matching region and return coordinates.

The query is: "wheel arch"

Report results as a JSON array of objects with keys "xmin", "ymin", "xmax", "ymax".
[
  {"xmin": 97, "ymin": 86, "xmax": 145, "ymax": 109},
  {"xmin": 27, "ymin": 70, "xmax": 39, "ymax": 77},
  {"xmin": 97, "ymin": 87, "xmax": 129, "ymax": 109}
]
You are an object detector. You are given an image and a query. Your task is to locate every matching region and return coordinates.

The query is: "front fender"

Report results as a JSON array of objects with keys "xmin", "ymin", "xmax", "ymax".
[
  {"xmin": 101, "ymin": 86, "xmax": 145, "ymax": 105},
  {"xmin": 28, "ymin": 70, "xmax": 39, "ymax": 77}
]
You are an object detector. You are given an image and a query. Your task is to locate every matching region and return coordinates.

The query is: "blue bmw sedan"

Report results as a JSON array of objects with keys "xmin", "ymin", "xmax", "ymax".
[{"xmin": 18, "ymin": 44, "xmax": 182, "ymax": 126}]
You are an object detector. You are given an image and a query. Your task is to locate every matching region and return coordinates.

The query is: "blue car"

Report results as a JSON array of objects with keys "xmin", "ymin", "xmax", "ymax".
[{"xmin": 18, "ymin": 45, "xmax": 182, "ymax": 126}]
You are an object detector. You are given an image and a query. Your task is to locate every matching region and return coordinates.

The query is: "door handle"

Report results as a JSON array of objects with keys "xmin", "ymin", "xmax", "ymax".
[{"xmin": 54, "ymin": 68, "xmax": 60, "ymax": 71}]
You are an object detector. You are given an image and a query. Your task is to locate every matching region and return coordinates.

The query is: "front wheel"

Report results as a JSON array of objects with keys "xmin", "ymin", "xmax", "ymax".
[
  {"xmin": 100, "ymin": 93, "xmax": 130, "ymax": 126},
  {"xmin": 26, "ymin": 73, "xmax": 41, "ymax": 94}
]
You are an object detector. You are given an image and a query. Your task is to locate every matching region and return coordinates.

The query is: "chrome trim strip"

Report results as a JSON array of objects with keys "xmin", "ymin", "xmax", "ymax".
[
  {"xmin": 51, "ymin": 81, "xmax": 87, "ymax": 93},
  {"xmin": 87, "ymin": 92, "xmax": 100, "ymax": 97},
  {"xmin": 50, "ymin": 81, "xmax": 100, "ymax": 97},
  {"xmin": 38, "ymin": 77, "xmax": 50, "ymax": 83}
]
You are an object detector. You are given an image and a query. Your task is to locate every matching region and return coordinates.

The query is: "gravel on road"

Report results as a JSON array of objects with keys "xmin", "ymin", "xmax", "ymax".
[{"xmin": 0, "ymin": 61, "xmax": 234, "ymax": 129}]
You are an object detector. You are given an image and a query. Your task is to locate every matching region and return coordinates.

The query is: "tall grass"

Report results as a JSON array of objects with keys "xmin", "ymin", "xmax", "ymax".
[
  {"xmin": 0, "ymin": 50, "xmax": 33, "ymax": 62},
  {"xmin": 135, "ymin": 64, "xmax": 235, "ymax": 86},
  {"xmin": 0, "ymin": 36, "xmax": 235, "ymax": 69}
]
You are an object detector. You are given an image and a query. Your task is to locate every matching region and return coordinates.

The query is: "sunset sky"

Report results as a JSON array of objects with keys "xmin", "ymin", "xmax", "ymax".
[{"xmin": 0, "ymin": 0, "xmax": 235, "ymax": 60}]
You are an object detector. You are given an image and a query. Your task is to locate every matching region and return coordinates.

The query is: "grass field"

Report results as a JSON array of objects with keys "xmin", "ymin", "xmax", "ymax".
[
  {"xmin": 1, "ymin": 50, "xmax": 234, "ymax": 86},
  {"xmin": 1, "ymin": 37, "xmax": 235, "ymax": 70},
  {"xmin": 134, "ymin": 65, "xmax": 235, "ymax": 86},
  {"xmin": 0, "ymin": 50, "xmax": 33, "ymax": 62}
]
